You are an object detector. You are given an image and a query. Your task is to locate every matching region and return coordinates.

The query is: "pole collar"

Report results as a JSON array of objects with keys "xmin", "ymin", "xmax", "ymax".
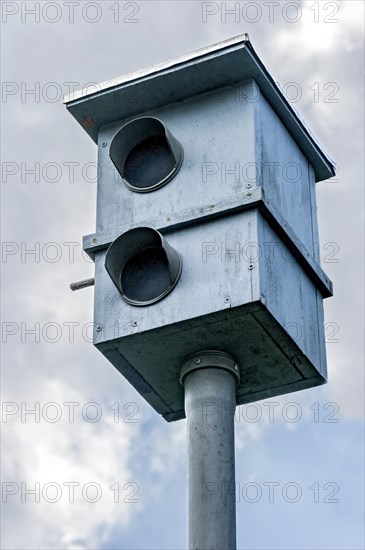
[{"xmin": 180, "ymin": 350, "xmax": 240, "ymax": 386}]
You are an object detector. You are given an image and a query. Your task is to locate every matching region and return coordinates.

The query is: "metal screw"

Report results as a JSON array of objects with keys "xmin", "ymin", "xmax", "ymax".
[
  {"xmin": 132, "ymin": 321, "xmax": 138, "ymax": 327},
  {"xmin": 248, "ymin": 263, "xmax": 254, "ymax": 270},
  {"xmin": 194, "ymin": 358, "xmax": 202, "ymax": 365},
  {"xmin": 101, "ymin": 142, "xmax": 107, "ymax": 147},
  {"xmin": 246, "ymin": 183, "xmax": 252, "ymax": 189},
  {"xmin": 96, "ymin": 325, "xmax": 102, "ymax": 332},
  {"xmin": 224, "ymin": 297, "xmax": 230, "ymax": 303}
]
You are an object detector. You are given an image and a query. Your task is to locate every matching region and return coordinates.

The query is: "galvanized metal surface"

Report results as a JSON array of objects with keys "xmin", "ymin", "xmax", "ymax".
[
  {"xmin": 94, "ymin": 210, "xmax": 260, "ymax": 342},
  {"xmin": 83, "ymin": 186, "xmax": 263, "ymax": 257},
  {"xmin": 64, "ymin": 35, "xmax": 335, "ymax": 182},
  {"xmin": 181, "ymin": 350, "xmax": 240, "ymax": 385},
  {"xmin": 82, "ymin": 79, "xmax": 332, "ymax": 298},
  {"xmin": 84, "ymin": 196, "xmax": 332, "ymax": 299},
  {"xmin": 65, "ymin": 35, "xmax": 334, "ymax": 422},
  {"xmin": 256, "ymin": 83, "xmax": 321, "ymax": 254},
  {"xmin": 182, "ymin": 354, "xmax": 238, "ymax": 549},
  {"xmin": 64, "ymin": 34, "xmax": 250, "ymax": 104},
  {"xmin": 94, "ymin": 210, "xmax": 327, "ymax": 421},
  {"xmin": 94, "ymin": 81, "xmax": 257, "ymax": 235}
]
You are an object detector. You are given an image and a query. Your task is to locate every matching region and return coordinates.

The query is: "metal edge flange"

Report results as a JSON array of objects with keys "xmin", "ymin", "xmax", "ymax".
[{"xmin": 180, "ymin": 350, "xmax": 240, "ymax": 386}]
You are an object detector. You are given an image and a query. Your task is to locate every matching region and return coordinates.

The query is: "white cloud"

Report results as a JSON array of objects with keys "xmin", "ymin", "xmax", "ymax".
[
  {"xmin": 1, "ymin": 378, "xmax": 142, "ymax": 549},
  {"xmin": 275, "ymin": 1, "xmax": 364, "ymax": 54}
]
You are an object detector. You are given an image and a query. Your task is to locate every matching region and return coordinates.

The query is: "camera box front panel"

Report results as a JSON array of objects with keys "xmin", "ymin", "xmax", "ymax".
[
  {"xmin": 93, "ymin": 209, "xmax": 260, "ymax": 342},
  {"xmin": 95, "ymin": 80, "xmax": 258, "ymax": 235}
]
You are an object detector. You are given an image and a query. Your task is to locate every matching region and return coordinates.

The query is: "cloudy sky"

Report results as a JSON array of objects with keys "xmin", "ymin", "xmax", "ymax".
[{"xmin": 1, "ymin": 1, "xmax": 364, "ymax": 549}]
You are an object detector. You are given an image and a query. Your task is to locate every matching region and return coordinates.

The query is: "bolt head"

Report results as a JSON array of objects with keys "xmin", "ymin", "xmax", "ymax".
[
  {"xmin": 194, "ymin": 358, "xmax": 202, "ymax": 365},
  {"xmin": 101, "ymin": 142, "xmax": 107, "ymax": 147},
  {"xmin": 96, "ymin": 325, "xmax": 102, "ymax": 332}
]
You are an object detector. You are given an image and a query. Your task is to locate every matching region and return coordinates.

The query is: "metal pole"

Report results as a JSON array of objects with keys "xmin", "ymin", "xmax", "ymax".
[{"xmin": 180, "ymin": 351, "xmax": 240, "ymax": 550}]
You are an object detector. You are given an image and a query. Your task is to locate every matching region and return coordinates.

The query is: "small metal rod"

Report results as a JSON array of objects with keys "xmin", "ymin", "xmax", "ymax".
[{"xmin": 70, "ymin": 277, "xmax": 95, "ymax": 291}]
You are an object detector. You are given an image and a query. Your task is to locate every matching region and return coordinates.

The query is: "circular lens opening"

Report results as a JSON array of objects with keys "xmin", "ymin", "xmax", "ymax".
[
  {"xmin": 120, "ymin": 246, "xmax": 171, "ymax": 304},
  {"xmin": 123, "ymin": 135, "xmax": 175, "ymax": 189}
]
